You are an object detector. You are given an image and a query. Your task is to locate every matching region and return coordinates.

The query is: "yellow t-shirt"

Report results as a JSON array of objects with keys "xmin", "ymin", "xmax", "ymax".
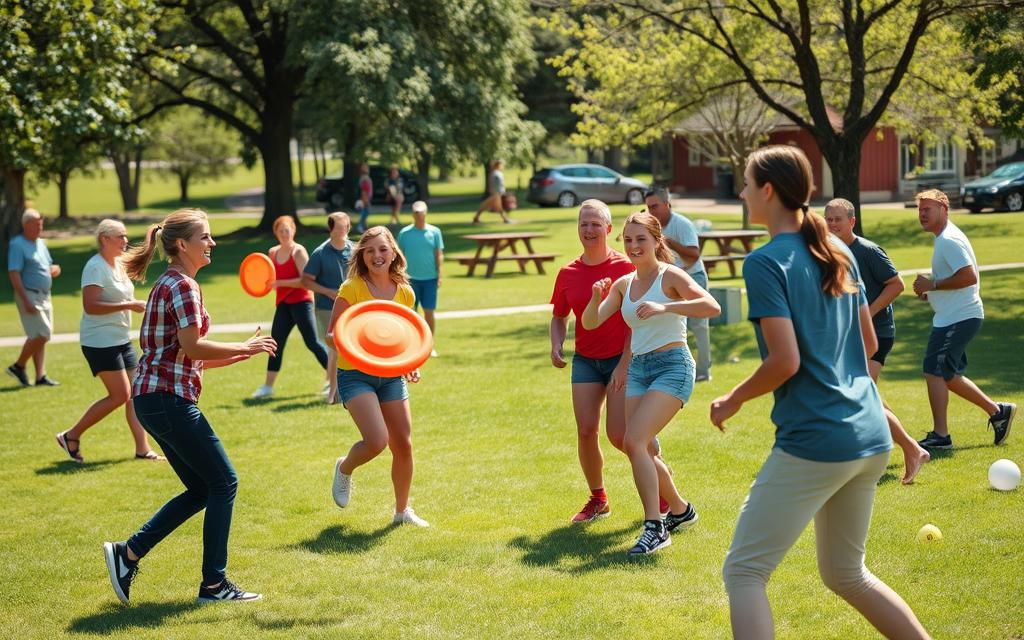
[{"xmin": 335, "ymin": 277, "xmax": 416, "ymax": 371}]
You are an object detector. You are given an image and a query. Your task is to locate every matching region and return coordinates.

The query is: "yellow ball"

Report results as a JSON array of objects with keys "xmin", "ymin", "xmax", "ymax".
[{"xmin": 917, "ymin": 524, "xmax": 942, "ymax": 543}]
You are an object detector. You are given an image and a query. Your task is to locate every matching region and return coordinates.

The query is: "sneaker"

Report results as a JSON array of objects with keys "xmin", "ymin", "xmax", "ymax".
[
  {"xmin": 430, "ymin": 349, "xmax": 439, "ymax": 358},
  {"xmin": 103, "ymin": 541, "xmax": 138, "ymax": 605},
  {"xmin": 663, "ymin": 502, "xmax": 699, "ymax": 533},
  {"xmin": 571, "ymin": 496, "xmax": 610, "ymax": 523},
  {"xmin": 197, "ymin": 578, "xmax": 262, "ymax": 603},
  {"xmin": 332, "ymin": 457, "xmax": 352, "ymax": 508},
  {"xmin": 6, "ymin": 363, "xmax": 30, "ymax": 386},
  {"xmin": 251, "ymin": 385, "xmax": 273, "ymax": 399},
  {"xmin": 695, "ymin": 373, "xmax": 712, "ymax": 383},
  {"xmin": 35, "ymin": 375, "xmax": 59, "ymax": 386},
  {"xmin": 628, "ymin": 520, "xmax": 671, "ymax": 555},
  {"xmin": 990, "ymin": 402, "xmax": 1016, "ymax": 446},
  {"xmin": 918, "ymin": 431, "xmax": 953, "ymax": 450},
  {"xmin": 56, "ymin": 431, "xmax": 84, "ymax": 463},
  {"xmin": 393, "ymin": 507, "xmax": 430, "ymax": 527}
]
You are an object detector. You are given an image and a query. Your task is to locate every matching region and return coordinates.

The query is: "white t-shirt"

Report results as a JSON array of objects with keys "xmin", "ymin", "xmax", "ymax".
[
  {"xmin": 79, "ymin": 254, "xmax": 135, "ymax": 347},
  {"xmin": 662, "ymin": 212, "xmax": 706, "ymax": 277},
  {"xmin": 928, "ymin": 220, "xmax": 983, "ymax": 327}
]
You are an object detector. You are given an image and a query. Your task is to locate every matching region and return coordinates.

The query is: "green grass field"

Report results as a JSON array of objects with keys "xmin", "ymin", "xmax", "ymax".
[{"xmin": 1, "ymin": 196, "xmax": 1022, "ymax": 638}]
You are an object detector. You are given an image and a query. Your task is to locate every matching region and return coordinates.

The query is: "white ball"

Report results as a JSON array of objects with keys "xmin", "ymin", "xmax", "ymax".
[{"xmin": 988, "ymin": 459, "xmax": 1021, "ymax": 491}]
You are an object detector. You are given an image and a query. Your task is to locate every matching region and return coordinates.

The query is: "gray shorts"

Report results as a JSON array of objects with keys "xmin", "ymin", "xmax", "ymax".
[{"xmin": 15, "ymin": 289, "xmax": 53, "ymax": 339}]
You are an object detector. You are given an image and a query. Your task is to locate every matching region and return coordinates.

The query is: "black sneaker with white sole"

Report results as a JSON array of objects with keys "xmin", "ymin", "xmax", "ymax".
[
  {"xmin": 989, "ymin": 402, "xmax": 1016, "ymax": 446},
  {"xmin": 628, "ymin": 519, "xmax": 671, "ymax": 555},
  {"xmin": 6, "ymin": 363, "xmax": 29, "ymax": 387},
  {"xmin": 918, "ymin": 431, "xmax": 953, "ymax": 450},
  {"xmin": 197, "ymin": 578, "xmax": 262, "ymax": 603},
  {"xmin": 663, "ymin": 502, "xmax": 699, "ymax": 533},
  {"xmin": 103, "ymin": 541, "xmax": 138, "ymax": 605}
]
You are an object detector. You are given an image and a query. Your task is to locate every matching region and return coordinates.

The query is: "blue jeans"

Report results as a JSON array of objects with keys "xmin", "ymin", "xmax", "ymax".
[
  {"xmin": 128, "ymin": 392, "xmax": 238, "ymax": 584},
  {"xmin": 626, "ymin": 347, "xmax": 695, "ymax": 404},
  {"xmin": 923, "ymin": 318, "xmax": 982, "ymax": 380},
  {"xmin": 571, "ymin": 353, "xmax": 622, "ymax": 385}
]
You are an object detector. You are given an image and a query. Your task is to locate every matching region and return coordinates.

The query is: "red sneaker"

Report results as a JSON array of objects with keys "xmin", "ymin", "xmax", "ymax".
[
  {"xmin": 659, "ymin": 497, "xmax": 670, "ymax": 516},
  {"xmin": 571, "ymin": 496, "xmax": 610, "ymax": 523}
]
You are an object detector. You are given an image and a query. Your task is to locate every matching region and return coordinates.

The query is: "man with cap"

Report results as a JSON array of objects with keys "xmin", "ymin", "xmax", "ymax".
[{"xmin": 398, "ymin": 201, "xmax": 444, "ymax": 356}]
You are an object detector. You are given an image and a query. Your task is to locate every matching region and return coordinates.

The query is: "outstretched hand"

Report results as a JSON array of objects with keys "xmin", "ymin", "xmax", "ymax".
[{"xmin": 244, "ymin": 327, "xmax": 278, "ymax": 357}]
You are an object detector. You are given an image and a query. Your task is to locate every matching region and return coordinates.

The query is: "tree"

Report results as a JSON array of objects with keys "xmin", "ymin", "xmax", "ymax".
[
  {"xmin": 547, "ymin": 0, "xmax": 1016, "ymax": 233},
  {"xmin": 149, "ymin": 108, "xmax": 239, "ymax": 203},
  {"xmin": 962, "ymin": 8, "xmax": 1024, "ymax": 139}
]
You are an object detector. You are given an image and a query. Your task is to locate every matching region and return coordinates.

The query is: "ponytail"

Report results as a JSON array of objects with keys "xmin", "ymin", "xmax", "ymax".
[
  {"xmin": 123, "ymin": 224, "xmax": 161, "ymax": 282},
  {"xmin": 122, "ymin": 208, "xmax": 209, "ymax": 282},
  {"xmin": 800, "ymin": 210, "xmax": 856, "ymax": 297}
]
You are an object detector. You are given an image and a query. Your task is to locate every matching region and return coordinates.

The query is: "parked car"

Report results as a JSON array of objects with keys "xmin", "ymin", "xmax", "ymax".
[
  {"xmin": 961, "ymin": 162, "xmax": 1024, "ymax": 213},
  {"xmin": 316, "ymin": 165, "xmax": 421, "ymax": 211},
  {"xmin": 527, "ymin": 164, "xmax": 648, "ymax": 208}
]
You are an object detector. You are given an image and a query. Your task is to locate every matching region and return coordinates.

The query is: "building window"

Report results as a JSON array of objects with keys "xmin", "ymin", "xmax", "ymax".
[
  {"xmin": 688, "ymin": 140, "xmax": 717, "ymax": 167},
  {"xmin": 901, "ymin": 139, "xmax": 957, "ymax": 175}
]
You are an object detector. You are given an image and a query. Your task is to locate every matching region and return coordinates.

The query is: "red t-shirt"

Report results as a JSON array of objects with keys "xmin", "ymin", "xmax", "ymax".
[{"xmin": 550, "ymin": 250, "xmax": 635, "ymax": 359}]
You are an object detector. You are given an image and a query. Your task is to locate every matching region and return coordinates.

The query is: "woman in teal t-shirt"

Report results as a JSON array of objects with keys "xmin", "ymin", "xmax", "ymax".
[{"xmin": 710, "ymin": 146, "xmax": 928, "ymax": 639}]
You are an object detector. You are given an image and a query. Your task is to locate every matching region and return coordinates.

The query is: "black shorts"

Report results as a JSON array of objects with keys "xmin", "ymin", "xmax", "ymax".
[
  {"xmin": 870, "ymin": 335, "xmax": 895, "ymax": 366},
  {"xmin": 81, "ymin": 342, "xmax": 138, "ymax": 376}
]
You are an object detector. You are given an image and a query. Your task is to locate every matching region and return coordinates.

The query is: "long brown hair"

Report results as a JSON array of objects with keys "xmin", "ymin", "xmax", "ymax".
[
  {"xmin": 747, "ymin": 146, "xmax": 855, "ymax": 296},
  {"xmin": 622, "ymin": 211, "xmax": 673, "ymax": 263},
  {"xmin": 122, "ymin": 208, "xmax": 208, "ymax": 282},
  {"xmin": 346, "ymin": 226, "xmax": 409, "ymax": 285}
]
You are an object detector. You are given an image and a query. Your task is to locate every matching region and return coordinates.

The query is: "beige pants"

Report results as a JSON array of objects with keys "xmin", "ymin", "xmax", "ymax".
[{"xmin": 15, "ymin": 288, "xmax": 53, "ymax": 339}]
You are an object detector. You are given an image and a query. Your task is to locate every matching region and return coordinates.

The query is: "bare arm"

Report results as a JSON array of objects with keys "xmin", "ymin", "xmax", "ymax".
[
  {"xmin": 82, "ymin": 285, "xmax": 146, "ymax": 315},
  {"xmin": 549, "ymin": 315, "xmax": 568, "ymax": 368},
  {"xmin": 8, "ymin": 270, "xmax": 35, "ymax": 313},
  {"xmin": 177, "ymin": 325, "xmax": 276, "ymax": 362},
  {"xmin": 581, "ymin": 277, "xmax": 626, "ymax": 330},
  {"xmin": 664, "ymin": 236, "xmax": 700, "ymax": 268},
  {"xmin": 860, "ymin": 303, "xmax": 878, "ymax": 359},
  {"xmin": 301, "ymin": 272, "xmax": 338, "ymax": 298},
  {"xmin": 868, "ymin": 274, "xmax": 904, "ymax": 318},
  {"xmin": 913, "ymin": 264, "xmax": 977, "ymax": 297},
  {"xmin": 608, "ymin": 332, "xmax": 632, "ymax": 392},
  {"xmin": 435, "ymin": 248, "xmax": 443, "ymax": 287},
  {"xmin": 634, "ymin": 267, "xmax": 721, "ymax": 320},
  {"xmin": 324, "ymin": 295, "xmax": 352, "ymax": 344}
]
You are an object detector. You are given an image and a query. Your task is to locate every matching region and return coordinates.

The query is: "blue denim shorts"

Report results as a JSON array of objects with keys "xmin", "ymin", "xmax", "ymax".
[
  {"xmin": 923, "ymin": 318, "xmax": 982, "ymax": 380},
  {"xmin": 410, "ymin": 278, "xmax": 439, "ymax": 311},
  {"xmin": 337, "ymin": 368, "xmax": 408, "ymax": 406},
  {"xmin": 626, "ymin": 347, "xmax": 695, "ymax": 404},
  {"xmin": 571, "ymin": 353, "xmax": 622, "ymax": 385}
]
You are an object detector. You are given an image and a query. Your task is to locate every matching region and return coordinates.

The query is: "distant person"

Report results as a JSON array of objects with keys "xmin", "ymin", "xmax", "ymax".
[
  {"xmin": 251, "ymin": 216, "xmax": 328, "ymax": 399},
  {"xmin": 302, "ymin": 212, "xmax": 354, "ymax": 404},
  {"xmin": 6, "ymin": 208, "xmax": 60, "ymax": 387},
  {"xmin": 912, "ymin": 189, "xmax": 1015, "ymax": 450},
  {"xmin": 386, "ymin": 165, "xmax": 404, "ymax": 225},
  {"xmin": 357, "ymin": 163, "xmax": 373, "ymax": 233},
  {"xmin": 644, "ymin": 187, "xmax": 712, "ymax": 381},
  {"xmin": 824, "ymin": 198, "xmax": 930, "ymax": 484},
  {"xmin": 57, "ymin": 219, "xmax": 162, "ymax": 463},
  {"xmin": 473, "ymin": 160, "xmax": 510, "ymax": 224},
  {"xmin": 398, "ymin": 201, "xmax": 444, "ymax": 357}
]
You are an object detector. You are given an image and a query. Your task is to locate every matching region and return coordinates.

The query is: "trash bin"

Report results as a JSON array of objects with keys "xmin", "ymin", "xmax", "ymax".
[
  {"xmin": 709, "ymin": 287, "xmax": 742, "ymax": 326},
  {"xmin": 715, "ymin": 170, "xmax": 734, "ymax": 199}
]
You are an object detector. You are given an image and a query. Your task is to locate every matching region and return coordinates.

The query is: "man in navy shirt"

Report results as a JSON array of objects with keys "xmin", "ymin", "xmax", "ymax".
[
  {"xmin": 7, "ymin": 209, "xmax": 61, "ymax": 387},
  {"xmin": 825, "ymin": 198, "xmax": 929, "ymax": 483}
]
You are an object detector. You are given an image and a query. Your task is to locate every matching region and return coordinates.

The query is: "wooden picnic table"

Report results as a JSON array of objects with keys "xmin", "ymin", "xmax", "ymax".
[
  {"xmin": 453, "ymin": 232, "xmax": 559, "ymax": 278},
  {"xmin": 698, "ymin": 229, "xmax": 768, "ymax": 278}
]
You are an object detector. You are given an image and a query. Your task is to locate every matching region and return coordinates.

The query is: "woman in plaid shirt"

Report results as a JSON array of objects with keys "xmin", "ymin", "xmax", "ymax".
[{"xmin": 102, "ymin": 208, "xmax": 277, "ymax": 605}]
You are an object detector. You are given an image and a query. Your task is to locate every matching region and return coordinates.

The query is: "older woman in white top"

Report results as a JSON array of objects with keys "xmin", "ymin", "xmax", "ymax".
[{"xmin": 56, "ymin": 220, "xmax": 162, "ymax": 463}]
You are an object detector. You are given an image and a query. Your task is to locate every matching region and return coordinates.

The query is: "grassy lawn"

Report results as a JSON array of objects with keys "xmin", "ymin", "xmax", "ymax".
[{"xmin": 0, "ymin": 265, "xmax": 1022, "ymax": 638}]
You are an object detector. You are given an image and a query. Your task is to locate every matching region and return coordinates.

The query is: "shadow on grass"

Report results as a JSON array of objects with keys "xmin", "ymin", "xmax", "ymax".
[
  {"xmin": 272, "ymin": 398, "xmax": 329, "ymax": 413},
  {"xmin": 67, "ymin": 600, "xmax": 196, "ymax": 634},
  {"xmin": 292, "ymin": 523, "xmax": 394, "ymax": 555},
  {"xmin": 35, "ymin": 459, "xmax": 124, "ymax": 475},
  {"xmin": 508, "ymin": 523, "xmax": 661, "ymax": 574}
]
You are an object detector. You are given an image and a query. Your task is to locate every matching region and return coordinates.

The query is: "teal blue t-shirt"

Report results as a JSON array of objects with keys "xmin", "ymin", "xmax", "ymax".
[
  {"xmin": 398, "ymin": 224, "xmax": 444, "ymax": 280},
  {"xmin": 743, "ymin": 232, "xmax": 891, "ymax": 462}
]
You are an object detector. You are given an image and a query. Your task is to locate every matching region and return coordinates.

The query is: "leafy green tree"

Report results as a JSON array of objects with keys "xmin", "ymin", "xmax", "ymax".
[
  {"xmin": 962, "ymin": 8, "xmax": 1024, "ymax": 139},
  {"xmin": 149, "ymin": 108, "xmax": 239, "ymax": 203}
]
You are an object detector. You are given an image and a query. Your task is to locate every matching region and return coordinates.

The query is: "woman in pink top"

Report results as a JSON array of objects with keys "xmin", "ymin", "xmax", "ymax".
[{"xmin": 251, "ymin": 216, "xmax": 328, "ymax": 399}]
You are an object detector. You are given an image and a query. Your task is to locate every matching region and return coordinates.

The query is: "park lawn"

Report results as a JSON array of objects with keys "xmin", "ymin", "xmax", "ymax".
[{"xmin": 0, "ymin": 266, "xmax": 1022, "ymax": 639}]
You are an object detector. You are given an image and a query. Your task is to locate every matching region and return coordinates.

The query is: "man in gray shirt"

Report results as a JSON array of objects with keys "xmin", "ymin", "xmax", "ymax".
[{"xmin": 7, "ymin": 209, "xmax": 61, "ymax": 386}]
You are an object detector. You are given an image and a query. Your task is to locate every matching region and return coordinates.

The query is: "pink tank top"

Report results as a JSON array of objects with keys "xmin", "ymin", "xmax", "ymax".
[{"xmin": 274, "ymin": 249, "xmax": 313, "ymax": 306}]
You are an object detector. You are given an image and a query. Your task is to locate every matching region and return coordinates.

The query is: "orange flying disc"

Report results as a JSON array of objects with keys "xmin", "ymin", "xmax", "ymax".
[
  {"xmin": 239, "ymin": 252, "xmax": 275, "ymax": 297},
  {"xmin": 334, "ymin": 300, "xmax": 433, "ymax": 377}
]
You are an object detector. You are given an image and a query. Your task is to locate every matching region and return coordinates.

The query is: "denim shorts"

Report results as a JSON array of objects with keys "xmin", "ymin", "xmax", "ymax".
[
  {"xmin": 337, "ymin": 368, "xmax": 408, "ymax": 406},
  {"xmin": 923, "ymin": 318, "xmax": 982, "ymax": 380},
  {"xmin": 626, "ymin": 347, "xmax": 695, "ymax": 404},
  {"xmin": 871, "ymin": 335, "xmax": 894, "ymax": 366},
  {"xmin": 410, "ymin": 279, "xmax": 439, "ymax": 311},
  {"xmin": 571, "ymin": 353, "xmax": 622, "ymax": 385}
]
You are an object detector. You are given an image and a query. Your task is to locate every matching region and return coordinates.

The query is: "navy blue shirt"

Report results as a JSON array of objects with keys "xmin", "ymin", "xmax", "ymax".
[
  {"xmin": 303, "ymin": 239, "xmax": 353, "ymax": 310},
  {"xmin": 847, "ymin": 236, "xmax": 898, "ymax": 338},
  {"xmin": 744, "ymin": 233, "xmax": 891, "ymax": 462}
]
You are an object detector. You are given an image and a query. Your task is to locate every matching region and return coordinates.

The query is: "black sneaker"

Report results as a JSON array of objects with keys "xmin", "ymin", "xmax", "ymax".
[
  {"xmin": 6, "ymin": 363, "xmax": 29, "ymax": 386},
  {"xmin": 989, "ymin": 402, "xmax": 1016, "ymax": 446},
  {"xmin": 663, "ymin": 502, "xmax": 699, "ymax": 533},
  {"xmin": 628, "ymin": 519, "xmax": 671, "ymax": 555},
  {"xmin": 197, "ymin": 578, "xmax": 262, "ymax": 603},
  {"xmin": 918, "ymin": 431, "xmax": 953, "ymax": 450},
  {"xmin": 35, "ymin": 375, "xmax": 59, "ymax": 386},
  {"xmin": 103, "ymin": 541, "xmax": 139, "ymax": 605}
]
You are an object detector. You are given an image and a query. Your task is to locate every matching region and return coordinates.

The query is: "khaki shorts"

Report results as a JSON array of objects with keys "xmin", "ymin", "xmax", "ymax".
[
  {"xmin": 15, "ymin": 288, "xmax": 54, "ymax": 339},
  {"xmin": 315, "ymin": 308, "xmax": 335, "ymax": 350}
]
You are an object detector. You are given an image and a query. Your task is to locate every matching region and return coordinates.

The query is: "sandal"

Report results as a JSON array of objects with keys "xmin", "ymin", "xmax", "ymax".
[
  {"xmin": 135, "ymin": 450, "xmax": 165, "ymax": 461},
  {"xmin": 56, "ymin": 431, "xmax": 83, "ymax": 463}
]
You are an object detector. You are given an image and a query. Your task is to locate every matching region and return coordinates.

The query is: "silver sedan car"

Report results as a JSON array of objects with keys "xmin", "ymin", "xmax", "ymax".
[{"xmin": 527, "ymin": 164, "xmax": 649, "ymax": 208}]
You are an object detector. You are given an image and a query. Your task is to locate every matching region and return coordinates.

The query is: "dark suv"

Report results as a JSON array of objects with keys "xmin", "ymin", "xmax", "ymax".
[
  {"xmin": 961, "ymin": 162, "xmax": 1024, "ymax": 213},
  {"xmin": 316, "ymin": 166, "xmax": 421, "ymax": 210}
]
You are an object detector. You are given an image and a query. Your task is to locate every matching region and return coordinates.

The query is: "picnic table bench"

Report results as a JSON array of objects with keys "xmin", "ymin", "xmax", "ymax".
[
  {"xmin": 451, "ymin": 232, "xmax": 559, "ymax": 278},
  {"xmin": 698, "ymin": 229, "xmax": 768, "ymax": 278}
]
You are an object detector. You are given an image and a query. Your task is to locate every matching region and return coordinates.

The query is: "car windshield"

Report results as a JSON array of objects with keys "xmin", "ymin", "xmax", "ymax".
[{"xmin": 990, "ymin": 163, "xmax": 1024, "ymax": 179}]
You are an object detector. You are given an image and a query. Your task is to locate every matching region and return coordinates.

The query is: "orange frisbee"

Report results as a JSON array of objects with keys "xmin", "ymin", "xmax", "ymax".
[
  {"xmin": 239, "ymin": 252, "xmax": 275, "ymax": 297},
  {"xmin": 334, "ymin": 300, "xmax": 433, "ymax": 377}
]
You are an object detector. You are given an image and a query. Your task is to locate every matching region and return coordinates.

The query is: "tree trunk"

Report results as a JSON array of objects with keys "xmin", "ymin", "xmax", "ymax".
[
  {"xmin": 482, "ymin": 162, "xmax": 491, "ymax": 198},
  {"xmin": 438, "ymin": 160, "xmax": 450, "ymax": 182},
  {"xmin": 111, "ymin": 149, "xmax": 141, "ymax": 212},
  {"xmin": 586, "ymin": 148, "xmax": 600, "ymax": 164},
  {"xmin": 415, "ymin": 149, "xmax": 431, "ymax": 202},
  {"xmin": 179, "ymin": 172, "xmax": 190, "ymax": 203},
  {"xmin": 340, "ymin": 123, "xmax": 361, "ymax": 208},
  {"xmin": 604, "ymin": 147, "xmax": 622, "ymax": 172},
  {"xmin": 58, "ymin": 169, "xmax": 71, "ymax": 219},
  {"xmin": 132, "ymin": 147, "xmax": 142, "ymax": 207},
  {"xmin": 257, "ymin": 98, "xmax": 296, "ymax": 230},
  {"xmin": 821, "ymin": 138, "xmax": 865, "ymax": 236},
  {"xmin": 1, "ymin": 167, "xmax": 27, "ymax": 265},
  {"xmin": 296, "ymin": 138, "xmax": 306, "ymax": 197}
]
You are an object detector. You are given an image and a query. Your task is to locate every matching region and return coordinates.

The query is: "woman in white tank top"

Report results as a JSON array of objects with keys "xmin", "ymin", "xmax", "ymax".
[{"xmin": 582, "ymin": 211, "xmax": 720, "ymax": 555}]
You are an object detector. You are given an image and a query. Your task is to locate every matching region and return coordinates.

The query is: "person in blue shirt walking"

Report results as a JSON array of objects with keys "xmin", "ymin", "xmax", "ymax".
[
  {"xmin": 398, "ymin": 201, "xmax": 444, "ymax": 357},
  {"xmin": 711, "ymin": 146, "xmax": 928, "ymax": 639}
]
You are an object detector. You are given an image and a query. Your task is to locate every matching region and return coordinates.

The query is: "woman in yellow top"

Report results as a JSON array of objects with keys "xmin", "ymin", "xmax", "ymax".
[{"xmin": 325, "ymin": 226, "xmax": 428, "ymax": 527}]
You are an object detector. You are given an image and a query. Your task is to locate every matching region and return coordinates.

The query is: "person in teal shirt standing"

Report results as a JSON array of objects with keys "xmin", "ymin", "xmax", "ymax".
[{"xmin": 398, "ymin": 201, "xmax": 444, "ymax": 356}]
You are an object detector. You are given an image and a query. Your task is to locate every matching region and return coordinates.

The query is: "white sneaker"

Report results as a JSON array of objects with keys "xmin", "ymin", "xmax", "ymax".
[
  {"xmin": 430, "ymin": 349, "xmax": 439, "ymax": 358},
  {"xmin": 332, "ymin": 457, "xmax": 352, "ymax": 508},
  {"xmin": 320, "ymin": 380, "xmax": 331, "ymax": 396},
  {"xmin": 393, "ymin": 507, "xmax": 430, "ymax": 527},
  {"xmin": 251, "ymin": 385, "xmax": 274, "ymax": 399}
]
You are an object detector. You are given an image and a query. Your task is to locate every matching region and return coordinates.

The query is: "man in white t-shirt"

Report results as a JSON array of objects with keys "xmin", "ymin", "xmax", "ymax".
[
  {"xmin": 912, "ymin": 189, "xmax": 1015, "ymax": 449},
  {"xmin": 644, "ymin": 187, "xmax": 712, "ymax": 381}
]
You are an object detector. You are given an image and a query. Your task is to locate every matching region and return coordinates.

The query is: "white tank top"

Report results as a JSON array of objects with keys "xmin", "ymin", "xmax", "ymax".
[{"xmin": 621, "ymin": 265, "xmax": 688, "ymax": 355}]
